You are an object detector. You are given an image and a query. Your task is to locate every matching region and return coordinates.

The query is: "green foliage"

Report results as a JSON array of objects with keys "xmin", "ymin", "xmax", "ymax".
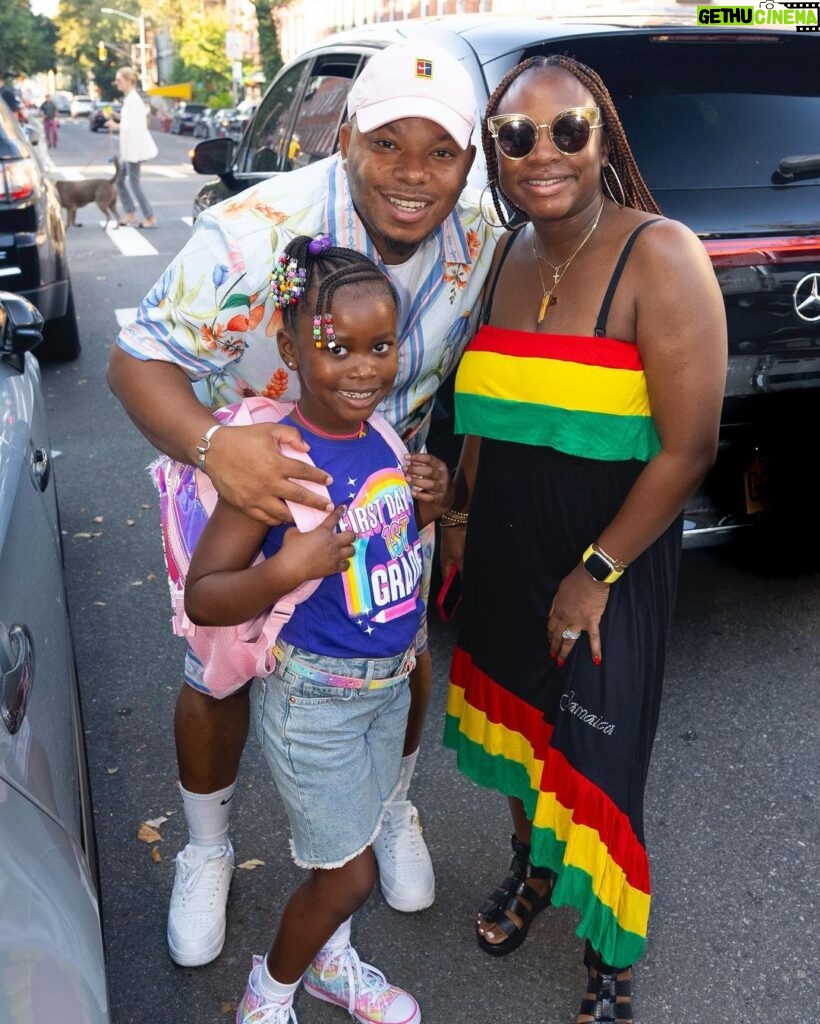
[
  {"xmin": 0, "ymin": 0, "xmax": 57, "ymax": 75},
  {"xmin": 172, "ymin": 11, "xmax": 232, "ymax": 102},
  {"xmin": 56, "ymin": 0, "xmax": 139, "ymax": 87},
  {"xmin": 253, "ymin": 0, "xmax": 284, "ymax": 88}
]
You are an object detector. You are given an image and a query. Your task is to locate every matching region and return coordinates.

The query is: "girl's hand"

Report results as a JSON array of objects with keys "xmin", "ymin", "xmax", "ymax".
[
  {"xmin": 405, "ymin": 453, "xmax": 455, "ymax": 510},
  {"xmin": 547, "ymin": 563, "xmax": 610, "ymax": 666},
  {"xmin": 277, "ymin": 506, "xmax": 356, "ymax": 582}
]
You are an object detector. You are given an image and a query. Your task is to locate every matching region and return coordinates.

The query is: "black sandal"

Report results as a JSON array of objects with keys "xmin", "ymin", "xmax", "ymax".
[
  {"xmin": 475, "ymin": 834, "xmax": 555, "ymax": 957},
  {"xmin": 577, "ymin": 943, "xmax": 634, "ymax": 1024}
]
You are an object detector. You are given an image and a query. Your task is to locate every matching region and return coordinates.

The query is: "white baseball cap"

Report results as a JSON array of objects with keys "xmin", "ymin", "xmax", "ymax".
[{"xmin": 346, "ymin": 40, "xmax": 476, "ymax": 150}]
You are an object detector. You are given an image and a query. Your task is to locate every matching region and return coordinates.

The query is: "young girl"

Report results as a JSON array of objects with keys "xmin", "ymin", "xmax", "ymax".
[{"xmin": 185, "ymin": 235, "xmax": 454, "ymax": 1024}]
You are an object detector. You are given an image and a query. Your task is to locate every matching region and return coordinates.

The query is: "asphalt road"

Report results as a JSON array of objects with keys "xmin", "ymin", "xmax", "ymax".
[{"xmin": 39, "ymin": 115, "xmax": 819, "ymax": 1024}]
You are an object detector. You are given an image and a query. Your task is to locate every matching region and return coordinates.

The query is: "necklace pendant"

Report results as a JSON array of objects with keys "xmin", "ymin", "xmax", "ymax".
[
  {"xmin": 538, "ymin": 292, "xmax": 556, "ymax": 323},
  {"xmin": 552, "ymin": 267, "xmax": 561, "ymax": 285}
]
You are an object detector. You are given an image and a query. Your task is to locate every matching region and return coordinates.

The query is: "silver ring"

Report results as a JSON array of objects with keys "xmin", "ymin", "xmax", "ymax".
[{"xmin": 561, "ymin": 628, "xmax": 581, "ymax": 641}]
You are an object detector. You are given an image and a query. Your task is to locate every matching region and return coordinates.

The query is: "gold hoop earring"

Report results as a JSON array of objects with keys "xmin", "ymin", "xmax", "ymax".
[
  {"xmin": 602, "ymin": 164, "xmax": 626, "ymax": 208},
  {"xmin": 480, "ymin": 180, "xmax": 519, "ymax": 230}
]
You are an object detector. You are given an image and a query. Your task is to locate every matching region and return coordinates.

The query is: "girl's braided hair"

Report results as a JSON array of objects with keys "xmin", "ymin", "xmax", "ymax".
[
  {"xmin": 276, "ymin": 235, "xmax": 398, "ymax": 337},
  {"xmin": 481, "ymin": 54, "xmax": 660, "ymax": 229}
]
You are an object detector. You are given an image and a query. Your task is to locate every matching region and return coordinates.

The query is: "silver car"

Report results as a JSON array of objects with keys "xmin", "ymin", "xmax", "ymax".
[{"xmin": 0, "ymin": 293, "xmax": 110, "ymax": 1022}]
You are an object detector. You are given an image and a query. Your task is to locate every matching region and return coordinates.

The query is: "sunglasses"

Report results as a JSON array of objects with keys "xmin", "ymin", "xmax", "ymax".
[{"xmin": 487, "ymin": 107, "xmax": 603, "ymax": 159}]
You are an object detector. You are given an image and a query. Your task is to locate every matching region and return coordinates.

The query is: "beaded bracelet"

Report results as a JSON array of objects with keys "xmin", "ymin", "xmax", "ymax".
[{"xmin": 440, "ymin": 508, "xmax": 470, "ymax": 528}]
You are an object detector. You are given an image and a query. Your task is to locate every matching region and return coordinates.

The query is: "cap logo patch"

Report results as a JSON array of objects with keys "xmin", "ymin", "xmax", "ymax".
[{"xmin": 415, "ymin": 58, "xmax": 433, "ymax": 78}]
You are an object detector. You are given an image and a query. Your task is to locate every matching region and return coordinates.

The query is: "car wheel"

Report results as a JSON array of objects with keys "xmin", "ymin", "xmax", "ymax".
[{"xmin": 37, "ymin": 287, "xmax": 81, "ymax": 362}]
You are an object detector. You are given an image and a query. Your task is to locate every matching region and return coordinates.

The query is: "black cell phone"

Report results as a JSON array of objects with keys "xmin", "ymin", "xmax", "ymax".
[{"xmin": 436, "ymin": 564, "xmax": 463, "ymax": 623}]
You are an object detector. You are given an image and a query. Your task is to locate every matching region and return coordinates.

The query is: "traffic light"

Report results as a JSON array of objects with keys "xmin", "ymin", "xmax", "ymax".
[{"xmin": 98, "ymin": 41, "xmax": 107, "ymax": 61}]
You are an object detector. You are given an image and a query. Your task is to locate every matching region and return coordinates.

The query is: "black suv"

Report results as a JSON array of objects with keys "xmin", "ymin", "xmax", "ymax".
[
  {"xmin": 0, "ymin": 96, "xmax": 80, "ymax": 360},
  {"xmin": 191, "ymin": 14, "xmax": 820, "ymax": 547}
]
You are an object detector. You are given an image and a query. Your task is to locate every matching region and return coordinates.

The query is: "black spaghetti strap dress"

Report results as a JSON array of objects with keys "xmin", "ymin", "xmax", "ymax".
[{"xmin": 444, "ymin": 221, "xmax": 680, "ymax": 969}]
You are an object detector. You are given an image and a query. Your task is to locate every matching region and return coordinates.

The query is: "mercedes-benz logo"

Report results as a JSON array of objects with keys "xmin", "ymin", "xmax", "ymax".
[{"xmin": 793, "ymin": 272, "xmax": 820, "ymax": 323}]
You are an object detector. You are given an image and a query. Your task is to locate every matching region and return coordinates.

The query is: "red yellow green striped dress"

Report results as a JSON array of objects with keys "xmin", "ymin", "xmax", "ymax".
[{"xmin": 445, "ymin": 241, "xmax": 681, "ymax": 968}]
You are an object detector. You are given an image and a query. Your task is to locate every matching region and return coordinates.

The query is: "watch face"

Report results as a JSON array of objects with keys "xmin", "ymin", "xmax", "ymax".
[{"xmin": 584, "ymin": 550, "xmax": 613, "ymax": 582}]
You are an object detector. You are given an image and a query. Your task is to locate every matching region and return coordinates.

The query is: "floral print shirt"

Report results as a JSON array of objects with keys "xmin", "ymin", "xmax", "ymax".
[{"xmin": 117, "ymin": 154, "xmax": 501, "ymax": 447}]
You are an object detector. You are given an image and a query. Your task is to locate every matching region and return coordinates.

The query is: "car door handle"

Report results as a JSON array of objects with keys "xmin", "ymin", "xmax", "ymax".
[
  {"xmin": 32, "ymin": 447, "xmax": 50, "ymax": 492},
  {"xmin": 1, "ymin": 624, "xmax": 35, "ymax": 735}
]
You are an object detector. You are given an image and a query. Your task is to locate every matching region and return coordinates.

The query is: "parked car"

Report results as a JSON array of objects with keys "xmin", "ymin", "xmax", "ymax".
[
  {"xmin": 191, "ymin": 13, "xmax": 820, "ymax": 547},
  {"xmin": 89, "ymin": 101, "xmax": 120, "ymax": 132},
  {"xmin": 0, "ymin": 98, "xmax": 80, "ymax": 360},
  {"xmin": 226, "ymin": 99, "xmax": 258, "ymax": 143},
  {"xmin": 52, "ymin": 90, "xmax": 72, "ymax": 115},
  {"xmin": 0, "ymin": 292, "xmax": 111, "ymax": 1023},
  {"xmin": 169, "ymin": 101, "xmax": 207, "ymax": 135},
  {"xmin": 70, "ymin": 95, "xmax": 93, "ymax": 118}
]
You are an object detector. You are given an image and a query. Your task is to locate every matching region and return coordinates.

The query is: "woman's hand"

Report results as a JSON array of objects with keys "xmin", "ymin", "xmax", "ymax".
[
  {"xmin": 439, "ymin": 523, "xmax": 467, "ymax": 580},
  {"xmin": 547, "ymin": 563, "xmax": 610, "ymax": 666}
]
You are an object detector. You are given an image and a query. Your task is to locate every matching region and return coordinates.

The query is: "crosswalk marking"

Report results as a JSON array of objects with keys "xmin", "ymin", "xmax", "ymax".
[{"xmin": 104, "ymin": 222, "xmax": 159, "ymax": 255}]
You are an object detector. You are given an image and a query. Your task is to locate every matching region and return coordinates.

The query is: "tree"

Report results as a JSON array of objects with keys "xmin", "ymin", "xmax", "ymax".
[
  {"xmin": 252, "ymin": 0, "xmax": 283, "ymax": 89},
  {"xmin": 0, "ymin": 0, "xmax": 57, "ymax": 75},
  {"xmin": 172, "ymin": 11, "xmax": 232, "ymax": 102}
]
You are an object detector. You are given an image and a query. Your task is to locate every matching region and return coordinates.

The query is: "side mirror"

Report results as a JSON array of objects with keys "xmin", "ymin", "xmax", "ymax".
[
  {"xmin": 0, "ymin": 292, "xmax": 45, "ymax": 358},
  {"xmin": 192, "ymin": 137, "xmax": 237, "ymax": 187}
]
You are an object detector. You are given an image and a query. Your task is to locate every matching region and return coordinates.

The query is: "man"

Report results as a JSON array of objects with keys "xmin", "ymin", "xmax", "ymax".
[{"xmin": 108, "ymin": 40, "xmax": 499, "ymax": 968}]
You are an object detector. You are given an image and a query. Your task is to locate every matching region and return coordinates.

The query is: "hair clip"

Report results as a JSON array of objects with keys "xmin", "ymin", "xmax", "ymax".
[
  {"xmin": 271, "ymin": 252, "xmax": 307, "ymax": 310},
  {"xmin": 308, "ymin": 234, "xmax": 332, "ymax": 255}
]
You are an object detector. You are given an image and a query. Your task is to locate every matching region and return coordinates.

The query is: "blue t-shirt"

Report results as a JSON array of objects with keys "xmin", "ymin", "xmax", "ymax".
[{"xmin": 261, "ymin": 418, "xmax": 424, "ymax": 659}]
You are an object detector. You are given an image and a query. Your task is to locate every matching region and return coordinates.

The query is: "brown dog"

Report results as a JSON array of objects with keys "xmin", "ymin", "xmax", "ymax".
[{"xmin": 55, "ymin": 157, "xmax": 119, "ymax": 229}]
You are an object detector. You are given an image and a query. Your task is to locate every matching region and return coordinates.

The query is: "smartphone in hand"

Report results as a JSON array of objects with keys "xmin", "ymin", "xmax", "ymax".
[{"xmin": 436, "ymin": 564, "xmax": 463, "ymax": 623}]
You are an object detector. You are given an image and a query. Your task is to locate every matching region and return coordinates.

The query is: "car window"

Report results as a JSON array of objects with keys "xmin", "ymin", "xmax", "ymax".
[
  {"xmin": 245, "ymin": 53, "xmax": 361, "ymax": 174},
  {"xmin": 516, "ymin": 35, "xmax": 818, "ymax": 191},
  {"xmin": 244, "ymin": 62, "xmax": 310, "ymax": 173}
]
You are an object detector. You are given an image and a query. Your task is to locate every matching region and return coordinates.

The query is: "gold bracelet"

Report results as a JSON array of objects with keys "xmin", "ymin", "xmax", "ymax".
[
  {"xmin": 593, "ymin": 542, "xmax": 628, "ymax": 572},
  {"xmin": 440, "ymin": 508, "xmax": 470, "ymax": 528}
]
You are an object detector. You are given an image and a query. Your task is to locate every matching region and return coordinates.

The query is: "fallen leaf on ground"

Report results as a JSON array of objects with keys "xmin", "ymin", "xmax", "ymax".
[
  {"xmin": 138, "ymin": 823, "xmax": 163, "ymax": 844},
  {"xmin": 144, "ymin": 815, "xmax": 168, "ymax": 829},
  {"xmin": 150, "ymin": 847, "xmax": 162, "ymax": 864},
  {"xmin": 238, "ymin": 858, "xmax": 266, "ymax": 870}
]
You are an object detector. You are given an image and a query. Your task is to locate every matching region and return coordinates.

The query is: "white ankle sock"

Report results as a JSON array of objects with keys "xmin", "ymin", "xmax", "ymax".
[
  {"xmin": 253, "ymin": 958, "xmax": 300, "ymax": 1003},
  {"xmin": 179, "ymin": 781, "xmax": 235, "ymax": 847},
  {"xmin": 320, "ymin": 917, "xmax": 352, "ymax": 953},
  {"xmin": 391, "ymin": 749, "xmax": 419, "ymax": 803}
]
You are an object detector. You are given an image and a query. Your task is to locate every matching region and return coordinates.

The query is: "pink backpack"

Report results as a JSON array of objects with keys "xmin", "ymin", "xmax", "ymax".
[{"xmin": 150, "ymin": 396, "xmax": 407, "ymax": 698}]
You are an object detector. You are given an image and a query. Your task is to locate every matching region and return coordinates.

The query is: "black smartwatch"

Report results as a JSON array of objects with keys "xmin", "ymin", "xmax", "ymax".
[{"xmin": 582, "ymin": 544, "xmax": 624, "ymax": 584}]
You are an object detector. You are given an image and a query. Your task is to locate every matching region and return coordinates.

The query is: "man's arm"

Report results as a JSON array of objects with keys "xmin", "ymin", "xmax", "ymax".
[{"xmin": 107, "ymin": 347, "xmax": 333, "ymax": 525}]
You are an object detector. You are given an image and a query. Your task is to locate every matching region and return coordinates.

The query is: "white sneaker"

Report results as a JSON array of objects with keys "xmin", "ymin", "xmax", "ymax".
[
  {"xmin": 373, "ymin": 801, "xmax": 434, "ymax": 913},
  {"xmin": 304, "ymin": 943, "xmax": 421, "ymax": 1024},
  {"xmin": 167, "ymin": 841, "xmax": 234, "ymax": 966}
]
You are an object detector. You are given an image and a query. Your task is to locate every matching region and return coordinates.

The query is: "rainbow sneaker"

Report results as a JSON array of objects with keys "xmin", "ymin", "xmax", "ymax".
[
  {"xmin": 235, "ymin": 956, "xmax": 298, "ymax": 1024},
  {"xmin": 303, "ymin": 944, "xmax": 421, "ymax": 1023}
]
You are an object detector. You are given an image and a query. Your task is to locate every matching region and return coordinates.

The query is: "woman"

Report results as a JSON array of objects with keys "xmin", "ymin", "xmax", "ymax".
[
  {"xmin": 442, "ymin": 56, "xmax": 727, "ymax": 1023},
  {"xmin": 107, "ymin": 66, "xmax": 158, "ymax": 228}
]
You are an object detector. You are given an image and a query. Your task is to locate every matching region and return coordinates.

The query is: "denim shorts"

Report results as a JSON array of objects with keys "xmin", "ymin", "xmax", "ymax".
[{"xmin": 250, "ymin": 641, "xmax": 413, "ymax": 869}]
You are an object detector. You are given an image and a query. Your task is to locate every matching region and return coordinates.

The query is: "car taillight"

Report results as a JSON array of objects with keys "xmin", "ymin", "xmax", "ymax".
[
  {"xmin": 0, "ymin": 158, "xmax": 37, "ymax": 201},
  {"xmin": 703, "ymin": 236, "xmax": 820, "ymax": 269}
]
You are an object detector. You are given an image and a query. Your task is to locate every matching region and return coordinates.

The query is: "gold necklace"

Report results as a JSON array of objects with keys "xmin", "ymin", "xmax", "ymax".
[{"xmin": 532, "ymin": 199, "xmax": 606, "ymax": 323}]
